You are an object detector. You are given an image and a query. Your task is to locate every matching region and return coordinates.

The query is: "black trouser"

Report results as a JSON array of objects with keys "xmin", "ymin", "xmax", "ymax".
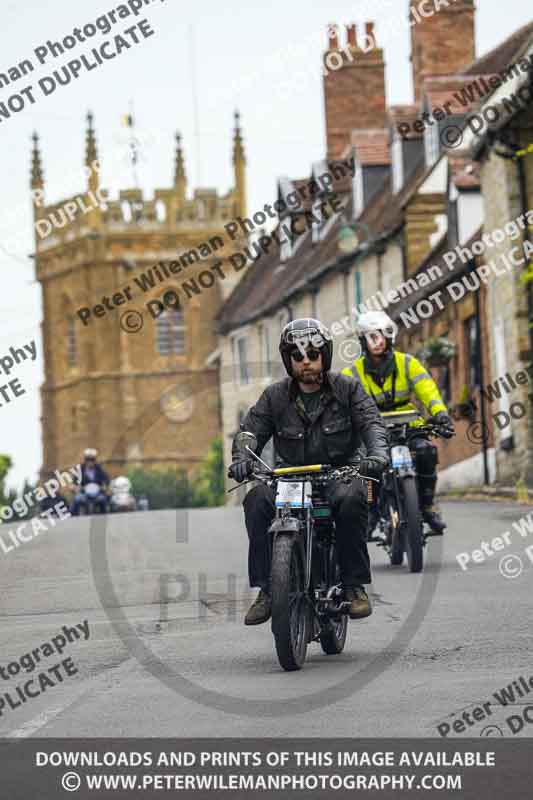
[
  {"xmin": 409, "ymin": 435, "xmax": 439, "ymax": 508},
  {"xmin": 242, "ymin": 479, "xmax": 370, "ymax": 591},
  {"xmin": 368, "ymin": 434, "xmax": 439, "ymax": 523}
]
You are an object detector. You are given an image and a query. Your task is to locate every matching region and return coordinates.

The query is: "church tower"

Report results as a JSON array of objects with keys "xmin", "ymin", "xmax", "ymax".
[{"xmin": 34, "ymin": 113, "xmax": 247, "ymax": 477}]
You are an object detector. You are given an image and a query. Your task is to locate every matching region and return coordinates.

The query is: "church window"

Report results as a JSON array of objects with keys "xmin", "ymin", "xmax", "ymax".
[
  {"xmin": 67, "ymin": 317, "xmax": 77, "ymax": 366},
  {"xmin": 156, "ymin": 308, "xmax": 185, "ymax": 355}
]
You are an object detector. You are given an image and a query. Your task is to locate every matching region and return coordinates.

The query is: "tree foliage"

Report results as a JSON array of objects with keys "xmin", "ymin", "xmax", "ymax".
[
  {"xmin": 126, "ymin": 436, "xmax": 226, "ymax": 510},
  {"xmin": 0, "ymin": 456, "xmax": 37, "ymax": 520},
  {"xmin": 0, "ymin": 454, "xmax": 12, "ymax": 506},
  {"xmin": 127, "ymin": 466, "xmax": 192, "ymax": 510},
  {"xmin": 191, "ymin": 436, "xmax": 225, "ymax": 507}
]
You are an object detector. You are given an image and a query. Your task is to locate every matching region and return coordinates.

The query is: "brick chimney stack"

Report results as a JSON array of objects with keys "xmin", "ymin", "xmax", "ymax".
[
  {"xmin": 410, "ymin": 0, "xmax": 476, "ymax": 103},
  {"xmin": 364, "ymin": 22, "xmax": 376, "ymax": 50},
  {"xmin": 323, "ymin": 22, "xmax": 386, "ymax": 161},
  {"xmin": 328, "ymin": 23, "xmax": 339, "ymax": 50}
]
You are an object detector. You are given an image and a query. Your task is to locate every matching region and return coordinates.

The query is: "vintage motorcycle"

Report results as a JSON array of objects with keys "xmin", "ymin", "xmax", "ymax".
[
  {"xmin": 110, "ymin": 476, "xmax": 137, "ymax": 513},
  {"xmin": 77, "ymin": 482, "xmax": 109, "ymax": 515},
  {"xmin": 369, "ymin": 410, "xmax": 454, "ymax": 573},
  {"xmin": 231, "ymin": 431, "xmax": 377, "ymax": 672}
]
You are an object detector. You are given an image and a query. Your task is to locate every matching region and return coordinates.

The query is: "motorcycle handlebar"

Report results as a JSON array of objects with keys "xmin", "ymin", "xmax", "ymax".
[
  {"xmin": 417, "ymin": 423, "xmax": 455, "ymax": 439},
  {"xmin": 227, "ymin": 463, "xmax": 379, "ymax": 492},
  {"xmin": 272, "ymin": 464, "xmax": 328, "ymax": 476},
  {"xmin": 251, "ymin": 463, "xmax": 379, "ymax": 483}
]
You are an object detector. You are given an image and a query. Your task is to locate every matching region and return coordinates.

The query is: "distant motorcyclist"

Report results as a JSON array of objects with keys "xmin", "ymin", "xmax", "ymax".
[
  {"xmin": 342, "ymin": 311, "xmax": 454, "ymax": 534},
  {"xmin": 70, "ymin": 448, "xmax": 110, "ymax": 515},
  {"xmin": 110, "ymin": 476, "xmax": 137, "ymax": 512},
  {"xmin": 228, "ymin": 318, "xmax": 389, "ymax": 626}
]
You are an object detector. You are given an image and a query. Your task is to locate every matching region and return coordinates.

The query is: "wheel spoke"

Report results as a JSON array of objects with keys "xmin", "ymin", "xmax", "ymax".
[{"xmin": 289, "ymin": 552, "xmax": 307, "ymax": 654}]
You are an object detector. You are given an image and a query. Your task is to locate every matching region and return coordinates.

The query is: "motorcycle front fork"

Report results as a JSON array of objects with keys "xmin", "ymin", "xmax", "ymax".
[
  {"xmin": 372, "ymin": 472, "xmax": 403, "ymax": 547},
  {"xmin": 377, "ymin": 472, "xmax": 433, "ymax": 546},
  {"xmin": 308, "ymin": 542, "xmax": 347, "ymax": 639}
]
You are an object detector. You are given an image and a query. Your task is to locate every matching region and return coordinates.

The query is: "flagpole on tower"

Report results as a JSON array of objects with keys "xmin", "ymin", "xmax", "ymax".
[
  {"xmin": 188, "ymin": 25, "xmax": 202, "ymax": 187},
  {"xmin": 121, "ymin": 99, "xmax": 140, "ymax": 188}
]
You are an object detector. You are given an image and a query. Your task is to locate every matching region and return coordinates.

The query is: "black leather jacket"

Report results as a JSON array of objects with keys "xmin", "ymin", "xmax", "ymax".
[
  {"xmin": 76, "ymin": 463, "xmax": 109, "ymax": 487},
  {"xmin": 232, "ymin": 371, "xmax": 389, "ymax": 467}
]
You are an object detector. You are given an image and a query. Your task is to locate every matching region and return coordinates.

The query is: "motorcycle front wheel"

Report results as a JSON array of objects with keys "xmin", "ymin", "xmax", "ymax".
[
  {"xmin": 271, "ymin": 534, "xmax": 309, "ymax": 671},
  {"xmin": 401, "ymin": 476, "xmax": 423, "ymax": 573}
]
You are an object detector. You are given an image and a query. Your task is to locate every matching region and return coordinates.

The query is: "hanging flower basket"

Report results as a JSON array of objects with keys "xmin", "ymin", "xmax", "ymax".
[{"xmin": 416, "ymin": 337, "xmax": 457, "ymax": 367}]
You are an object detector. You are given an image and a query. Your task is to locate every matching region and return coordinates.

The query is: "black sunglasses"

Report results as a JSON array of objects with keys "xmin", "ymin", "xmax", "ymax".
[{"xmin": 290, "ymin": 348, "xmax": 321, "ymax": 362}]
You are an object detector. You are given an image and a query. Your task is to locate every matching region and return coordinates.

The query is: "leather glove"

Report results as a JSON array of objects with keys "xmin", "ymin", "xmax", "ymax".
[
  {"xmin": 228, "ymin": 459, "xmax": 253, "ymax": 483},
  {"xmin": 359, "ymin": 455, "xmax": 388, "ymax": 480},
  {"xmin": 433, "ymin": 411, "xmax": 452, "ymax": 427},
  {"xmin": 433, "ymin": 411, "xmax": 455, "ymax": 438}
]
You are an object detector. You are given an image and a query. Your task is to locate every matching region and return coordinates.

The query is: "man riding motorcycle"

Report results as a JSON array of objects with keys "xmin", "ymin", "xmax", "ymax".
[
  {"xmin": 228, "ymin": 318, "xmax": 389, "ymax": 626},
  {"xmin": 342, "ymin": 310, "xmax": 454, "ymax": 534},
  {"xmin": 70, "ymin": 448, "xmax": 110, "ymax": 515}
]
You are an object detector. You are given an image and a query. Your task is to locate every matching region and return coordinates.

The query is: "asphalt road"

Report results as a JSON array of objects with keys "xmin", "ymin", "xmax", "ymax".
[{"xmin": 1, "ymin": 500, "xmax": 532, "ymax": 739}]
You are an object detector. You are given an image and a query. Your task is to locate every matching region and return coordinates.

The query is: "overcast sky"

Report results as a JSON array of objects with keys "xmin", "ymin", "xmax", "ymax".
[{"xmin": 1, "ymin": 0, "xmax": 531, "ymax": 489}]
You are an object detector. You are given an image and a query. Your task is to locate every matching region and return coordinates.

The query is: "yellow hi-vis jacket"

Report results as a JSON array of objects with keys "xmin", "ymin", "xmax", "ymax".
[{"xmin": 342, "ymin": 351, "xmax": 447, "ymax": 426}]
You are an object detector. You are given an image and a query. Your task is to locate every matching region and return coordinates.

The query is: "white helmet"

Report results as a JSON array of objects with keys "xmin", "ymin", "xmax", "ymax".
[
  {"xmin": 83, "ymin": 448, "xmax": 98, "ymax": 459},
  {"xmin": 357, "ymin": 310, "xmax": 397, "ymax": 344},
  {"xmin": 112, "ymin": 476, "xmax": 131, "ymax": 491}
]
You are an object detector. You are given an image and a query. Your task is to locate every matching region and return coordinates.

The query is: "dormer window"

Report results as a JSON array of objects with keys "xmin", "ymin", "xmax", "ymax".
[
  {"xmin": 351, "ymin": 130, "xmax": 391, "ymax": 216},
  {"xmin": 312, "ymin": 199, "xmax": 323, "ymax": 243},
  {"xmin": 424, "ymin": 123, "xmax": 440, "ymax": 167},
  {"xmin": 391, "ymin": 136, "xmax": 404, "ymax": 193},
  {"xmin": 448, "ymin": 182, "xmax": 459, "ymax": 247},
  {"xmin": 353, "ymin": 164, "xmax": 364, "ymax": 218}
]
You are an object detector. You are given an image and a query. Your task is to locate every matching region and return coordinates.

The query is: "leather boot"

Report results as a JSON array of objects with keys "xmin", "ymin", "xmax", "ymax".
[
  {"xmin": 367, "ymin": 506, "xmax": 380, "ymax": 540},
  {"xmin": 344, "ymin": 587, "xmax": 372, "ymax": 619},
  {"xmin": 244, "ymin": 589, "xmax": 272, "ymax": 625},
  {"xmin": 422, "ymin": 505, "xmax": 446, "ymax": 534}
]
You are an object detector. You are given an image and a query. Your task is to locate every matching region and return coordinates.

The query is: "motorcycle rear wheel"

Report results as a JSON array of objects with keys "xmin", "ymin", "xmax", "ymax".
[
  {"xmin": 319, "ymin": 614, "xmax": 347, "ymax": 655},
  {"xmin": 271, "ymin": 534, "xmax": 309, "ymax": 671},
  {"xmin": 320, "ymin": 549, "xmax": 347, "ymax": 655},
  {"xmin": 401, "ymin": 476, "xmax": 423, "ymax": 573}
]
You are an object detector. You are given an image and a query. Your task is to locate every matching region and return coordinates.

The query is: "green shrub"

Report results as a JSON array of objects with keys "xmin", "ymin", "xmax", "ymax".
[
  {"xmin": 127, "ymin": 466, "xmax": 192, "ymax": 510},
  {"xmin": 0, "ymin": 456, "xmax": 37, "ymax": 520},
  {"xmin": 191, "ymin": 436, "xmax": 225, "ymax": 507},
  {"xmin": 126, "ymin": 436, "xmax": 225, "ymax": 510}
]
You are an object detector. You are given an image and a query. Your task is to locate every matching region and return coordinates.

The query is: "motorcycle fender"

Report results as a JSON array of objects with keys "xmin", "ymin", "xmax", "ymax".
[
  {"xmin": 395, "ymin": 465, "xmax": 416, "ymax": 478},
  {"xmin": 269, "ymin": 520, "xmax": 307, "ymax": 577},
  {"xmin": 269, "ymin": 518, "xmax": 301, "ymax": 537}
]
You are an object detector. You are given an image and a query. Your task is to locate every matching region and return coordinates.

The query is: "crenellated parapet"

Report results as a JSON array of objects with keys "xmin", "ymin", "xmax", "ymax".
[{"xmin": 31, "ymin": 111, "xmax": 246, "ymax": 254}]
